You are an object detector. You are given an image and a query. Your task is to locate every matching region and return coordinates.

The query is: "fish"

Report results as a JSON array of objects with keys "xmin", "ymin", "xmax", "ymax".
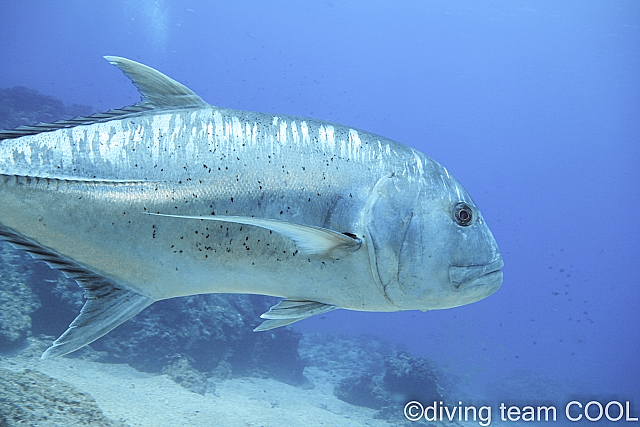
[{"xmin": 0, "ymin": 57, "xmax": 503, "ymax": 359}]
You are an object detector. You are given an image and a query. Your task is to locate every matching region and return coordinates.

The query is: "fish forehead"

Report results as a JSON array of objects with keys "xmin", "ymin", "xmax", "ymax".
[{"xmin": 0, "ymin": 107, "xmax": 438, "ymax": 186}]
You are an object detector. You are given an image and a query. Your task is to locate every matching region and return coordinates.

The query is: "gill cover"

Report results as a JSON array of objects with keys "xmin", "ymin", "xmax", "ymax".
[{"xmin": 363, "ymin": 175, "xmax": 422, "ymax": 307}]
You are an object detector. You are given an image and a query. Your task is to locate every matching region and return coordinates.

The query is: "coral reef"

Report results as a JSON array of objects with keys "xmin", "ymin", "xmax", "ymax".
[
  {"xmin": 0, "ymin": 86, "xmax": 92, "ymax": 130},
  {"xmin": 0, "ymin": 368, "xmax": 128, "ymax": 427},
  {"xmin": 299, "ymin": 333, "xmax": 393, "ymax": 381},
  {"xmin": 161, "ymin": 355, "xmax": 209, "ymax": 395},
  {"xmin": 382, "ymin": 351, "xmax": 443, "ymax": 405},
  {"xmin": 88, "ymin": 293, "xmax": 307, "ymax": 386},
  {"xmin": 0, "ymin": 243, "xmax": 41, "ymax": 349},
  {"xmin": 332, "ymin": 350, "xmax": 444, "ymax": 421},
  {"xmin": 300, "ymin": 333, "xmax": 448, "ymax": 422},
  {"xmin": 334, "ymin": 374, "xmax": 385, "ymax": 409}
]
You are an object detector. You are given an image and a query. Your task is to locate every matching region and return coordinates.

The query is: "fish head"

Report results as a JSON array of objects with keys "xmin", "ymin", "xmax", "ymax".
[{"xmin": 364, "ymin": 166, "xmax": 503, "ymax": 312}]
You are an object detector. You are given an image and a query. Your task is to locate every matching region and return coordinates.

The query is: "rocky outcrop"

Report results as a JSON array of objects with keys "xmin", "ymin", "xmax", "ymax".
[
  {"xmin": 0, "ymin": 243, "xmax": 41, "ymax": 349},
  {"xmin": 382, "ymin": 351, "xmax": 443, "ymax": 405},
  {"xmin": 91, "ymin": 293, "xmax": 307, "ymax": 385},
  {"xmin": 334, "ymin": 374, "xmax": 386, "ymax": 409},
  {"xmin": 0, "ymin": 86, "xmax": 92, "ymax": 131},
  {"xmin": 0, "ymin": 368, "xmax": 128, "ymax": 427},
  {"xmin": 334, "ymin": 350, "xmax": 444, "ymax": 420},
  {"xmin": 162, "ymin": 355, "xmax": 210, "ymax": 395}
]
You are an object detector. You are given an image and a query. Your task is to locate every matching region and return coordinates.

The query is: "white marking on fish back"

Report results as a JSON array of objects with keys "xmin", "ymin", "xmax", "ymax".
[
  {"xmin": 301, "ymin": 121, "xmax": 310, "ymax": 145},
  {"xmin": 213, "ymin": 110, "xmax": 225, "ymax": 145},
  {"xmin": 232, "ymin": 116, "xmax": 243, "ymax": 142},
  {"xmin": 151, "ymin": 114, "xmax": 171, "ymax": 165},
  {"xmin": 326, "ymin": 125, "xmax": 335, "ymax": 151},
  {"xmin": 291, "ymin": 121, "xmax": 299, "ymax": 146},
  {"xmin": 279, "ymin": 121, "xmax": 287, "ymax": 146},
  {"xmin": 348, "ymin": 129, "xmax": 362, "ymax": 162}
]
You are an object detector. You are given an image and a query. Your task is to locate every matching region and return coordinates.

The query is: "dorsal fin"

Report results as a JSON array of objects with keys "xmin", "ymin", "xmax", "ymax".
[
  {"xmin": 0, "ymin": 56, "xmax": 209, "ymax": 141},
  {"xmin": 103, "ymin": 56, "xmax": 208, "ymax": 109}
]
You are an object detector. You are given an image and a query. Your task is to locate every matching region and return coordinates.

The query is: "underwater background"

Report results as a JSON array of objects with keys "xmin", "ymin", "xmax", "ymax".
[{"xmin": 0, "ymin": 1, "xmax": 638, "ymax": 426}]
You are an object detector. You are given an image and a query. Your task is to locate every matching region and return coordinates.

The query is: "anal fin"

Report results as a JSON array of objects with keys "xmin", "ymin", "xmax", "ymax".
[
  {"xmin": 0, "ymin": 226, "xmax": 154, "ymax": 358},
  {"xmin": 254, "ymin": 299, "xmax": 336, "ymax": 331},
  {"xmin": 42, "ymin": 286, "xmax": 153, "ymax": 359}
]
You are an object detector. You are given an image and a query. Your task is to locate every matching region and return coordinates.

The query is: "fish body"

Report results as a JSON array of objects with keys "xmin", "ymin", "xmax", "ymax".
[{"xmin": 0, "ymin": 57, "xmax": 503, "ymax": 358}]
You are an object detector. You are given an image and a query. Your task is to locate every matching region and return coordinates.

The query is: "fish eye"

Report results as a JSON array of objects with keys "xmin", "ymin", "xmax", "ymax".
[{"xmin": 453, "ymin": 202, "xmax": 473, "ymax": 226}]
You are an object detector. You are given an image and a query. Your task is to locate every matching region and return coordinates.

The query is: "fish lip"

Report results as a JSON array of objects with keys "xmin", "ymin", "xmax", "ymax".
[
  {"xmin": 449, "ymin": 256, "xmax": 504, "ymax": 291},
  {"xmin": 458, "ymin": 270, "xmax": 503, "ymax": 295}
]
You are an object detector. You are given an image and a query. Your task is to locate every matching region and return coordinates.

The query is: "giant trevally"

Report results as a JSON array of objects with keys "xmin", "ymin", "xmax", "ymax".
[{"xmin": 0, "ymin": 57, "xmax": 503, "ymax": 359}]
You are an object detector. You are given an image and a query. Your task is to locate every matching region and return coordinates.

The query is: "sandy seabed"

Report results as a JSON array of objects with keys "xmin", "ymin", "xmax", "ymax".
[
  {"xmin": 0, "ymin": 342, "xmax": 548, "ymax": 427},
  {"xmin": 1, "ymin": 350, "xmax": 403, "ymax": 427}
]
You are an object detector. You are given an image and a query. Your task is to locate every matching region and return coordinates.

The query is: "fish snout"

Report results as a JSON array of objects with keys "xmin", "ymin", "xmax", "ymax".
[{"xmin": 449, "ymin": 257, "xmax": 504, "ymax": 291}]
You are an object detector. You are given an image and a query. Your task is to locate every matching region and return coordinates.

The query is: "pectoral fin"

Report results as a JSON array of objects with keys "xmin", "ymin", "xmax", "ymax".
[
  {"xmin": 146, "ymin": 213, "xmax": 361, "ymax": 259},
  {"xmin": 253, "ymin": 299, "xmax": 337, "ymax": 331}
]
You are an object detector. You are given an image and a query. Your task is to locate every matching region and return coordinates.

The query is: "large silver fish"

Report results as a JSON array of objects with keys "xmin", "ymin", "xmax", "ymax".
[{"xmin": 0, "ymin": 57, "xmax": 503, "ymax": 358}]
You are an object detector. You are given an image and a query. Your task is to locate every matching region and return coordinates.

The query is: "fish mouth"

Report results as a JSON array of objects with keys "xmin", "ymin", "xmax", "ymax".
[{"xmin": 449, "ymin": 257, "xmax": 504, "ymax": 291}]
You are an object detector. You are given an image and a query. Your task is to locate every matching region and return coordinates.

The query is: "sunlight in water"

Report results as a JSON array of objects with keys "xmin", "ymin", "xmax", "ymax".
[{"xmin": 124, "ymin": 0, "xmax": 169, "ymax": 52}]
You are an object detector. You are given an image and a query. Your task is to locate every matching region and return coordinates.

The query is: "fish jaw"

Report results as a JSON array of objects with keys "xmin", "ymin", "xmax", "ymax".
[
  {"xmin": 448, "ymin": 256, "xmax": 504, "ymax": 299},
  {"xmin": 449, "ymin": 256, "xmax": 504, "ymax": 289}
]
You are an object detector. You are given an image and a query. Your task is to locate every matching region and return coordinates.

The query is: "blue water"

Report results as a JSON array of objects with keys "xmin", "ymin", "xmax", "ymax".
[{"xmin": 2, "ymin": 0, "xmax": 638, "ymax": 420}]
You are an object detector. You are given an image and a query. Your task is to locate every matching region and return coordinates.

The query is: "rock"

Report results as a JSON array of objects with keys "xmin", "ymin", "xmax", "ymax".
[
  {"xmin": 0, "ymin": 368, "xmax": 128, "ymax": 427},
  {"xmin": 212, "ymin": 360, "xmax": 233, "ymax": 380},
  {"xmin": 235, "ymin": 325, "xmax": 309, "ymax": 386},
  {"xmin": 299, "ymin": 333, "xmax": 393, "ymax": 381},
  {"xmin": 0, "ymin": 86, "xmax": 93, "ymax": 130},
  {"xmin": 333, "ymin": 349, "xmax": 445, "ymax": 422},
  {"xmin": 334, "ymin": 374, "xmax": 385, "ymax": 409},
  {"xmin": 162, "ymin": 355, "xmax": 209, "ymax": 395},
  {"xmin": 92, "ymin": 294, "xmax": 307, "ymax": 386},
  {"xmin": 0, "ymin": 243, "xmax": 41, "ymax": 349},
  {"xmin": 382, "ymin": 351, "xmax": 443, "ymax": 405}
]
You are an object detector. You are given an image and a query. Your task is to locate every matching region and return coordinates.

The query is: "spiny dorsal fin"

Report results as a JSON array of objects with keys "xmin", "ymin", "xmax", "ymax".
[
  {"xmin": 0, "ymin": 56, "xmax": 208, "ymax": 141},
  {"xmin": 103, "ymin": 56, "xmax": 208, "ymax": 109}
]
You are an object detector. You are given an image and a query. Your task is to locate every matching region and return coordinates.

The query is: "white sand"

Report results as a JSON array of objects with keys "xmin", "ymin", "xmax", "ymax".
[{"xmin": 0, "ymin": 352, "xmax": 398, "ymax": 427}]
